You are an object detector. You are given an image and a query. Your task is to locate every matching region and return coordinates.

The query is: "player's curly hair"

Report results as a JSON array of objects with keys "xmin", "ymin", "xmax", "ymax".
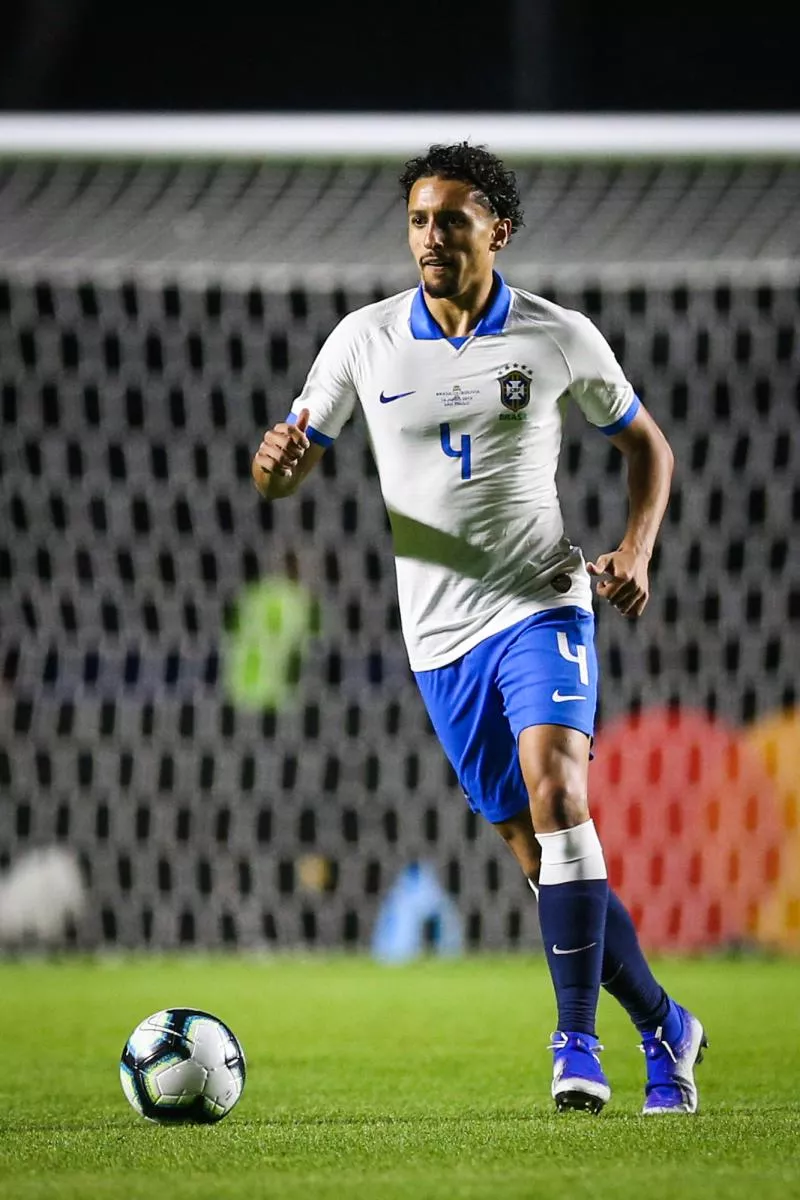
[{"xmin": 399, "ymin": 142, "xmax": 525, "ymax": 241}]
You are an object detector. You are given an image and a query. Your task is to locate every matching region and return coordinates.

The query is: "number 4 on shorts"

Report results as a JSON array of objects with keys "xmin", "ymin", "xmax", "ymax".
[{"xmin": 557, "ymin": 631, "xmax": 589, "ymax": 686}]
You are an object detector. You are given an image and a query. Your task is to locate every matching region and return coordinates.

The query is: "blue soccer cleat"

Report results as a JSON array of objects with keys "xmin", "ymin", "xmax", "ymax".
[
  {"xmin": 641, "ymin": 1004, "xmax": 708, "ymax": 1114},
  {"xmin": 549, "ymin": 1031, "xmax": 611, "ymax": 1113}
]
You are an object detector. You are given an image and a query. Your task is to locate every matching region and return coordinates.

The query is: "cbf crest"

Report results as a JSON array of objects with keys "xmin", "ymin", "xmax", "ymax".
[{"xmin": 498, "ymin": 363, "xmax": 532, "ymax": 415}]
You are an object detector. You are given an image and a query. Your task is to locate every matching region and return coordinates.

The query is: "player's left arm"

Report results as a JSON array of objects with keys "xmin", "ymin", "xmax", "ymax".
[{"xmin": 587, "ymin": 404, "xmax": 675, "ymax": 618}]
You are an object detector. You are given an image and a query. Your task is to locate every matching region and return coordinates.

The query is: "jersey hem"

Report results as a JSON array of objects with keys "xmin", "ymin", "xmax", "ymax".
[{"xmin": 409, "ymin": 595, "xmax": 594, "ymax": 673}]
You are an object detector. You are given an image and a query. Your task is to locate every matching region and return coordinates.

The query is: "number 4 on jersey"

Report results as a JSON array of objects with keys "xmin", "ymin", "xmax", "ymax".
[{"xmin": 439, "ymin": 422, "xmax": 472, "ymax": 480}]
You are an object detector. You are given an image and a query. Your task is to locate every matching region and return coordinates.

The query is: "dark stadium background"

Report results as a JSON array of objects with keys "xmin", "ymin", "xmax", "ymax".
[{"xmin": 0, "ymin": 2, "xmax": 798, "ymax": 113}]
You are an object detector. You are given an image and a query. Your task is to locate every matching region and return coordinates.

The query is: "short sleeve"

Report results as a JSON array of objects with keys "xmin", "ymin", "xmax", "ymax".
[
  {"xmin": 288, "ymin": 313, "xmax": 360, "ymax": 447},
  {"xmin": 566, "ymin": 313, "xmax": 640, "ymax": 436}
]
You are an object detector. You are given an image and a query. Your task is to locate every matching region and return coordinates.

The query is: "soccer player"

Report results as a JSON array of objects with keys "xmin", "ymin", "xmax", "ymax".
[{"xmin": 251, "ymin": 142, "xmax": 707, "ymax": 1114}]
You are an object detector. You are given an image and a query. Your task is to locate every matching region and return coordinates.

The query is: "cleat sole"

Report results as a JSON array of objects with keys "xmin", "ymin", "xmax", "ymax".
[{"xmin": 555, "ymin": 1089, "xmax": 606, "ymax": 1114}]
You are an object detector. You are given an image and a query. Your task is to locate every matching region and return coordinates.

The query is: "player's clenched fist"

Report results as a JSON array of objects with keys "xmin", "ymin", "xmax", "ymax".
[
  {"xmin": 587, "ymin": 547, "xmax": 650, "ymax": 619},
  {"xmin": 251, "ymin": 408, "xmax": 311, "ymax": 498}
]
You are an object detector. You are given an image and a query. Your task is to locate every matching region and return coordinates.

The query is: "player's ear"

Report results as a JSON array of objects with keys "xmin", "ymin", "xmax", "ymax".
[{"xmin": 490, "ymin": 219, "xmax": 512, "ymax": 252}]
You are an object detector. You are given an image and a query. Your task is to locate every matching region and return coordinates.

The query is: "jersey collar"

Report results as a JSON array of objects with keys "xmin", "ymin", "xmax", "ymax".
[{"xmin": 409, "ymin": 271, "xmax": 511, "ymax": 346}]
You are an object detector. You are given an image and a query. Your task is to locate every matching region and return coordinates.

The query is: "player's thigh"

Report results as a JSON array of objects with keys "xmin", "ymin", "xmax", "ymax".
[
  {"xmin": 498, "ymin": 606, "xmax": 598, "ymax": 740},
  {"xmin": 493, "ymin": 731, "xmax": 590, "ymax": 863},
  {"xmin": 517, "ymin": 724, "xmax": 592, "ymax": 830},
  {"xmin": 413, "ymin": 651, "xmax": 528, "ymax": 826},
  {"xmin": 497, "ymin": 607, "xmax": 597, "ymax": 828}
]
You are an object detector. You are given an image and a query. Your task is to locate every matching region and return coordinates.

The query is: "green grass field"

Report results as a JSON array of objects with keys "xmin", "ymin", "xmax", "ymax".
[{"xmin": 1, "ymin": 954, "xmax": 798, "ymax": 1199}]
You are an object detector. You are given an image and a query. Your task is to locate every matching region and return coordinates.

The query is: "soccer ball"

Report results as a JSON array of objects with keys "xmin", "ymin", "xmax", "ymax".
[{"xmin": 120, "ymin": 1008, "xmax": 246, "ymax": 1123}]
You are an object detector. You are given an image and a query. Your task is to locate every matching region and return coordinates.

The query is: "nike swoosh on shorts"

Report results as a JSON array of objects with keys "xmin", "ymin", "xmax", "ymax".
[
  {"xmin": 551, "ymin": 690, "xmax": 587, "ymax": 702},
  {"xmin": 379, "ymin": 390, "xmax": 416, "ymax": 403}
]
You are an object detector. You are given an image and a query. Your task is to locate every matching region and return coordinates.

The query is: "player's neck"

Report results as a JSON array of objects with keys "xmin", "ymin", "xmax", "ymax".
[{"xmin": 423, "ymin": 272, "xmax": 496, "ymax": 339}]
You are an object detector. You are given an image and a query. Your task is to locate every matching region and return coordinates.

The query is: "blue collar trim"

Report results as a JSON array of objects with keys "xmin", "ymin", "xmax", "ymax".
[{"xmin": 409, "ymin": 272, "xmax": 511, "ymax": 344}]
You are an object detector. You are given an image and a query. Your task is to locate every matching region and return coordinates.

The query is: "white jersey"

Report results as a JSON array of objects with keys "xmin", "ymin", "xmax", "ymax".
[{"xmin": 289, "ymin": 274, "xmax": 639, "ymax": 671}]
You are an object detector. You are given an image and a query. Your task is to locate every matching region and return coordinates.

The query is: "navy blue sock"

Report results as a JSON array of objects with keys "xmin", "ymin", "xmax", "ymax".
[
  {"xmin": 538, "ymin": 878, "xmax": 609, "ymax": 1036},
  {"xmin": 602, "ymin": 890, "xmax": 681, "ymax": 1041}
]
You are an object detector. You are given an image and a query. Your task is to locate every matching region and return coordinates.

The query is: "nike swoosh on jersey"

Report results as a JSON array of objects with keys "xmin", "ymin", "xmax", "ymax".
[
  {"xmin": 552, "ymin": 942, "xmax": 598, "ymax": 955},
  {"xmin": 379, "ymin": 390, "xmax": 416, "ymax": 403},
  {"xmin": 551, "ymin": 690, "xmax": 587, "ymax": 702}
]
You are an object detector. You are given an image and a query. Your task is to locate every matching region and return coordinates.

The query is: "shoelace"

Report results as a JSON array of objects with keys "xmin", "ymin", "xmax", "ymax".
[
  {"xmin": 639, "ymin": 1026, "xmax": 677, "ymax": 1062},
  {"xmin": 639, "ymin": 1028, "xmax": 690, "ymax": 1101},
  {"xmin": 548, "ymin": 1032, "xmax": 605, "ymax": 1055}
]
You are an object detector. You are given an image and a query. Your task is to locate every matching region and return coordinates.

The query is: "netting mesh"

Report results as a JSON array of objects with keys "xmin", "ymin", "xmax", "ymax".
[
  {"xmin": 1, "ymin": 159, "xmax": 799, "ymax": 275},
  {"xmin": 0, "ymin": 157, "xmax": 799, "ymax": 953}
]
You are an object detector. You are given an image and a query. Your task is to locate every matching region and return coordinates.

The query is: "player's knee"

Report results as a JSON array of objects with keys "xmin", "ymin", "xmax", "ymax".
[{"xmin": 530, "ymin": 774, "xmax": 589, "ymax": 830}]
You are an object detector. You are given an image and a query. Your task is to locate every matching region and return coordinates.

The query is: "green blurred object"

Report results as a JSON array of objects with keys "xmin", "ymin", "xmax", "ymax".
[{"xmin": 224, "ymin": 568, "xmax": 319, "ymax": 711}]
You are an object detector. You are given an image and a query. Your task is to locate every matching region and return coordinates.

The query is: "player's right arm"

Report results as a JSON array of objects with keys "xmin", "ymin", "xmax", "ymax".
[
  {"xmin": 252, "ymin": 311, "xmax": 361, "ymax": 500},
  {"xmin": 251, "ymin": 408, "xmax": 327, "ymax": 500}
]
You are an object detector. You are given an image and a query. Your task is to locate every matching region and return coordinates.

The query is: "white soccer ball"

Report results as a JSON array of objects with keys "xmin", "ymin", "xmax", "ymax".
[{"xmin": 120, "ymin": 1009, "xmax": 246, "ymax": 1123}]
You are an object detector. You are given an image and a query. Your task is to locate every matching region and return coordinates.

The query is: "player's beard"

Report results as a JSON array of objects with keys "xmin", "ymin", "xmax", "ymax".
[{"xmin": 421, "ymin": 264, "xmax": 459, "ymax": 298}]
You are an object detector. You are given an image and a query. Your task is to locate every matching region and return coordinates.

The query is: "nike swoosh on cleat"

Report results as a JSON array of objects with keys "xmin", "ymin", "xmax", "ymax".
[
  {"xmin": 379, "ymin": 390, "xmax": 416, "ymax": 403},
  {"xmin": 553, "ymin": 942, "xmax": 598, "ymax": 955},
  {"xmin": 551, "ymin": 690, "xmax": 587, "ymax": 702}
]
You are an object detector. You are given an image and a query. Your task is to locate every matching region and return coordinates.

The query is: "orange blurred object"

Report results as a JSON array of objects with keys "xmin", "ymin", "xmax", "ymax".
[
  {"xmin": 590, "ymin": 706, "xmax": 782, "ymax": 952},
  {"xmin": 742, "ymin": 709, "xmax": 800, "ymax": 952}
]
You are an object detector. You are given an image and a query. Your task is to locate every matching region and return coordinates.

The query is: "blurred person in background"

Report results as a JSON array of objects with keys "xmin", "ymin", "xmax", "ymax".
[
  {"xmin": 251, "ymin": 142, "xmax": 706, "ymax": 1115},
  {"xmin": 223, "ymin": 550, "xmax": 320, "ymax": 713}
]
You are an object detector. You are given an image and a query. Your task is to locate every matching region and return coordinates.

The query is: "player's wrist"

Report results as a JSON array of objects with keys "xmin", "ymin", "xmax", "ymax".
[{"xmin": 618, "ymin": 537, "xmax": 653, "ymax": 562}]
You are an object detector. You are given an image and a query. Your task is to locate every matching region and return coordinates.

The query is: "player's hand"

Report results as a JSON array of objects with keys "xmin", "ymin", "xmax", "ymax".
[
  {"xmin": 254, "ymin": 409, "xmax": 311, "ymax": 479},
  {"xmin": 587, "ymin": 548, "xmax": 650, "ymax": 618}
]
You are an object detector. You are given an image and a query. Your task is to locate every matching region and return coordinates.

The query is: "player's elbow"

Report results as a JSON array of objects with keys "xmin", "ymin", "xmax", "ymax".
[{"xmin": 638, "ymin": 423, "xmax": 674, "ymax": 482}]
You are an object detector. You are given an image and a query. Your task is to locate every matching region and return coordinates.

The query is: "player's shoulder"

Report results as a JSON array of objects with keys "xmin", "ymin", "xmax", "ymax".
[
  {"xmin": 508, "ymin": 284, "xmax": 596, "ymax": 338},
  {"xmin": 508, "ymin": 283, "xmax": 612, "ymax": 363},
  {"xmin": 334, "ymin": 288, "xmax": 417, "ymax": 341}
]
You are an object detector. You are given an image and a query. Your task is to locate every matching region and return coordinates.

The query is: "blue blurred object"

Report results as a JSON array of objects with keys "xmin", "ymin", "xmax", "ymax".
[{"xmin": 371, "ymin": 861, "xmax": 465, "ymax": 963}]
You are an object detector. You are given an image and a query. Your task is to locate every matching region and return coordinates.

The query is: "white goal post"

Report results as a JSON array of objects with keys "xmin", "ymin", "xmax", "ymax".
[{"xmin": 0, "ymin": 112, "xmax": 799, "ymax": 160}]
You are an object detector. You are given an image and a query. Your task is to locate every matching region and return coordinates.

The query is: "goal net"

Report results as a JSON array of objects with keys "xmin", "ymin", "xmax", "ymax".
[{"xmin": 0, "ymin": 115, "xmax": 798, "ymax": 953}]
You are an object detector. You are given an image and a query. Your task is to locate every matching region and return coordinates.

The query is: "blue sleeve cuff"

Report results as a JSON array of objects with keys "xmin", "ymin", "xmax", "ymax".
[
  {"xmin": 599, "ymin": 394, "xmax": 641, "ymax": 437},
  {"xmin": 285, "ymin": 411, "xmax": 334, "ymax": 448}
]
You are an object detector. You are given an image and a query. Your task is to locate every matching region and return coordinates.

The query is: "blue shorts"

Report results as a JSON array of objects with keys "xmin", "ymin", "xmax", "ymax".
[{"xmin": 413, "ymin": 607, "xmax": 598, "ymax": 825}]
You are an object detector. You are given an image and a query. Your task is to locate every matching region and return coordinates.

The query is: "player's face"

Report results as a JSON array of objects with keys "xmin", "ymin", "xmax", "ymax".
[{"xmin": 407, "ymin": 177, "xmax": 509, "ymax": 299}]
